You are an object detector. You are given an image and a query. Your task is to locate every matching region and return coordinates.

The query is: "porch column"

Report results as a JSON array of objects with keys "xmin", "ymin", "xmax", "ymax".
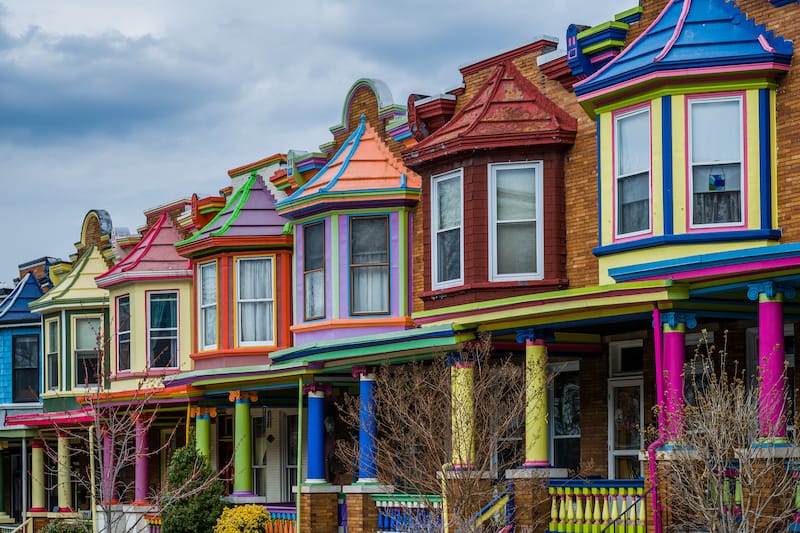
[
  {"xmin": 353, "ymin": 367, "xmax": 378, "ymax": 482},
  {"xmin": 748, "ymin": 282, "xmax": 795, "ymax": 441},
  {"xmin": 102, "ymin": 428, "xmax": 117, "ymax": 504},
  {"xmin": 133, "ymin": 417, "xmax": 150, "ymax": 505},
  {"xmin": 661, "ymin": 312, "xmax": 695, "ymax": 443},
  {"xmin": 57, "ymin": 432, "xmax": 72, "ymax": 512},
  {"xmin": 30, "ymin": 440, "xmax": 46, "ymax": 512},
  {"xmin": 229, "ymin": 390, "xmax": 258, "ymax": 496},
  {"xmin": 0, "ymin": 451, "xmax": 9, "ymax": 521},
  {"xmin": 191, "ymin": 407, "xmax": 217, "ymax": 460},
  {"xmin": 448, "ymin": 355, "xmax": 475, "ymax": 469},
  {"xmin": 303, "ymin": 383, "xmax": 332, "ymax": 484},
  {"xmin": 517, "ymin": 329, "xmax": 550, "ymax": 467}
]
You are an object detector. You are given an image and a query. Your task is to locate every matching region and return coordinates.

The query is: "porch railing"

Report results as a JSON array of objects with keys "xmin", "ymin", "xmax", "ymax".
[
  {"xmin": 145, "ymin": 513, "xmax": 162, "ymax": 533},
  {"xmin": 463, "ymin": 482, "xmax": 515, "ymax": 532},
  {"xmin": 264, "ymin": 503, "xmax": 297, "ymax": 533},
  {"xmin": 547, "ymin": 478, "xmax": 645, "ymax": 533},
  {"xmin": 373, "ymin": 493, "xmax": 443, "ymax": 532}
]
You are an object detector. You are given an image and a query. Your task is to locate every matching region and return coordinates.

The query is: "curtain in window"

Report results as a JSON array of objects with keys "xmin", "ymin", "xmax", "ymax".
[
  {"xmin": 150, "ymin": 293, "xmax": 177, "ymax": 367},
  {"xmin": 238, "ymin": 258, "xmax": 274, "ymax": 343},
  {"xmin": 618, "ymin": 174, "xmax": 649, "ymax": 235},
  {"xmin": 351, "ymin": 217, "xmax": 389, "ymax": 314},
  {"xmin": 495, "ymin": 167, "xmax": 537, "ymax": 275},
  {"xmin": 201, "ymin": 264, "xmax": 217, "ymax": 347},
  {"xmin": 435, "ymin": 176, "xmax": 462, "ymax": 283},
  {"xmin": 617, "ymin": 111, "xmax": 650, "ymax": 234},
  {"xmin": 304, "ymin": 223, "xmax": 325, "ymax": 319},
  {"xmin": 75, "ymin": 317, "xmax": 100, "ymax": 385}
]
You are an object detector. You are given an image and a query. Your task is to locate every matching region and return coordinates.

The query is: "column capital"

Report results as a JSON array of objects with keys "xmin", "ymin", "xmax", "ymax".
[
  {"xmin": 660, "ymin": 311, "xmax": 696, "ymax": 330},
  {"xmin": 190, "ymin": 407, "xmax": 218, "ymax": 419},
  {"xmin": 228, "ymin": 390, "xmax": 258, "ymax": 404},
  {"xmin": 445, "ymin": 353, "xmax": 475, "ymax": 368},
  {"xmin": 303, "ymin": 383, "xmax": 332, "ymax": 396},
  {"xmin": 747, "ymin": 281, "xmax": 796, "ymax": 302},
  {"xmin": 351, "ymin": 366, "xmax": 377, "ymax": 380},
  {"xmin": 516, "ymin": 327, "xmax": 553, "ymax": 344}
]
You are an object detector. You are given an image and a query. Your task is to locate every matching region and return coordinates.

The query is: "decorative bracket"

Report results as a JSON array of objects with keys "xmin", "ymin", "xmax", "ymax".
[
  {"xmin": 747, "ymin": 281, "xmax": 796, "ymax": 301},
  {"xmin": 660, "ymin": 311, "xmax": 697, "ymax": 330}
]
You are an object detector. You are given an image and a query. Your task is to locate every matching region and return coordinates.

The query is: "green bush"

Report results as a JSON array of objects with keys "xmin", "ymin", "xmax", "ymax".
[
  {"xmin": 38, "ymin": 520, "xmax": 90, "ymax": 533},
  {"xmin": 161, "ymin": 443, "xmax": 226, "ymax": 533},
  {"xmin": 213, "ymin": 504, "xmax": 271, "ymax": 533}
]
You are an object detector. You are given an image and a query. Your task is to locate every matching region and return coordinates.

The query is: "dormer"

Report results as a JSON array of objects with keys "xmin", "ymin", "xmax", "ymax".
[
  {"xmin": 574, "ymin": 0, "xmax": 793, "ymax": 283},
  {"xmin": 276, "ymin": 79, "xmax": 421, "ymax": 346},
  {"xmin": 176, "ymin": 165, "xmax": 293, "ymax": 370}
]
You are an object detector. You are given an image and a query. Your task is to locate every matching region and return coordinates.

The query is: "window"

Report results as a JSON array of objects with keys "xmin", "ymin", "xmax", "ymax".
[
  {"xmin": 489, "ymin": 162, "xmax": 543, "ymax": 280},
  {"xmin": 432, "ymin": 170, "xmax": 463, "ymax": 288},
  {"xmin": 350, "ymin": 216, "xmax": 389, "ymax": 315},
  {"xmin": 116, "ymin": 295, "xmax": 131, "ymax": 372},
  {"xmin": 614, "ymin": 108, "xmax": 651, "ymax": 237},
  {"xmin": 12, "ymin": 335, "xmax": 39, "ymax": 402},
  {"xmin": 45, "ymin": 319, "xmax": 59, "ymax": 391},
  {"xmin": 74, "ymin": 317, "xmax": 101, "ymax": 386},
  {"xmin": 303, "ymin": 222, "xmax": 325, "ymax": 320},
  {"xmin": 148, "ymin": 291, "xmax": 178, "ymax": 368},
  {"xmin": 689, "ymin": 96, "xmax": 743, "ymax": 227},
  {"xmin": 199, "ymin": 262, "xmax": 217, "ymax": 350},
  {"xmin": 550, "ymin": 361, "xmax": 580, "ymax": 472},
  {"xmin": 237, "ymin": 257, "xmax": 274, "ymax": 346}
]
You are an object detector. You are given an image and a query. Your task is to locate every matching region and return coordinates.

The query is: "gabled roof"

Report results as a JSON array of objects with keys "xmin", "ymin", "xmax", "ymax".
[
  {"xmin": 29, "ymin": 245, "xmax": 110, "ymax": 313},
  {"xmin": 575, "ymin": 0, "xmax": 794, "ymax": 110},
  {"xmin": 403, "ymin": 60, "xmax": 578, "ymax": 166},
  {"xmin": 0, "ymin": 273, "xmax": 44, "ymax": 324},
  {"xmin": 176, "ymin": 172, "xmax": 291, "ymax": 256},
  {"xmin": 96, "ymin": 212, "xmax": 191, "ymax": 288},
  {"xmin": 276, "ymin": 115, "xmax": 421, "ymax": 220}
]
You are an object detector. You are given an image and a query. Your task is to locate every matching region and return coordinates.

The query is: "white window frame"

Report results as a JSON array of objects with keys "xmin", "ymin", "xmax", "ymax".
[
  {"xmin": 198, "ymin": 261, "xmax": 217, "ymax": 351},
  {"xmin": 349, "ymin": 215, "xmax": 390, "ymax": 316},
  {"xmin": 303, "ymin": 221, "xmax": 326, "ymax": 321},
  {"xmin": 73, "ymin": 314, "xmax": 102, "ymax": 388},
  {"xmin": 236, "ymin": 256, "xmax": 276, "ymax": 347},
  {"xmin": 488, "ymin": 161, "xmax": 544, "ymax": 281},
  {"xmin": 431, "ymin": 169, "xmax": 464, "ymax": 290},
  {"xmin": 688, "ymin": 95, "xmax": 745, "ymax": 229},
  {"xmin": 609, "ymin": 338, "xmax": 645, "ymax": 377},
  {"xmin": 614, "ymin": 107, "xmax": 652, "ymax": 239},
  {"xmin": 45, "ymin": 317, "xmax": 60, "ymax": 391},
  {"xmin": 147, "ymin": 290, "xmax": 179, "ymax": 369},
  {"xmin": 116, "ymin": 294, "xmax": 131, "ymax": 372}
]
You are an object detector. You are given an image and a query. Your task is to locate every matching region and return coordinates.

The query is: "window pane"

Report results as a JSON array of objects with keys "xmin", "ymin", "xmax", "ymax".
[
  {"xmin": 203, "ymin": 308, "xmax": 216, "ymax": 347},
  {"xmin": 553, "ymin": 371, "xmax": 580, "ymax": 437},
  {"xmin": 692, "ymin": 99, "xmax": 740, "ymax": 163},
  {"xmin": 496, "ymin": 221, "xmax": 536, "ymax": 275},
  {"xmin": 239, "ymin": 301, "xmax": 273, "ymax": 343},
  {"xmin": 496, "ymin": 167, "xmax": 536, "ymax": 221},
  {"xmin": 118, "ymin": 296, "xmax": 130, "ymax": 332},
  {"xmin": 352, "ymin": 266, "xmax": 389, "ymax": 314},
  {"xmin": 612, "ymin": 386, "xmax": 641, "ymax": 450},
  {"xmin": 436, "ymin": 228, "xmax": 461, "ymax": 283},
  {"xmin": 617, "ymin": 111, "xmax": 650, "ymax": 176},
  {"xmin": 351, "ymin": 217, "xmax": 387, "ymax": 265},
  {"xmin": 48, "ymin": 321, "xmax": 58, "ymax": 353},
  {"xmin": 239, "ymin": 259, "xmax": 272, "ymax": 300},
  {"xmin": 553, "ymin": 438, "xmax": 580, "ymax": 472},
  {"xmin": 13, "ymin": 335, "xmax": 38, "ymax": 369},
  {"xmin": 304, "ymin": 223, "xmax": 324, "ymax": 271},
  {"xmin": 150, "ymin": 293, "xmax": 177, "ymax": 329},
  {"xmin": 47, "ymin": 352, "xmax": 58, "ymax": 390},
  {"xmin": 75, "ymin": 318, "xmax": 100, "ymax": 350},
  {"xmin": 618, "ymin": 173, "xmax": 649, "ymax": 235},
  {"xmin": 13, "ymin": 335, "xmax": 39, "ymax": 402},
  {"xmin": 201, "ymin": 263, "xmax": 216, "ymax": 306},
  {"xmin": 436, "ymin": 176, "xmax": 461, "ymax": 230},
  {"xmin": 237, "ymin": 258, "xmax": 274, "ymax": 344},
  {"xmin": 304, "ymin": 270, "xmax": 325, "ymax": 319},
  {"xmin": 118, "ymin": 333, "xmax": 130, "ymax": 371}
]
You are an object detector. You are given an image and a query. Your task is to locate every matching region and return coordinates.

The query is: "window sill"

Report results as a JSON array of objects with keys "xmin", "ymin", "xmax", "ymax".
[{"xmin": 420, "ymin": 279, "xmax": 568, "ymax": 302}]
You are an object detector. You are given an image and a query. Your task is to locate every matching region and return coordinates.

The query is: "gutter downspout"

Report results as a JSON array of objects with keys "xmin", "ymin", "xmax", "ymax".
[
  {"xmin": 296, "ymin": 377, "xmax": 304, "ymax": 531},
  {"xmin": 648, "ymin": 305, "xmax": 664, "ymax": 533}
]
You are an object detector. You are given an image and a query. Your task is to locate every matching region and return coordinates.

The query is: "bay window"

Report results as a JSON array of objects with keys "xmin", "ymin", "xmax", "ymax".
[
  {"xmin": 303, "ymin": 222, "xmax": 325, "ymax": 320},
  {"xmin": 75, "ymin": 316, "xmax": 100, "ymax": 386},
  {"xmin": 116, "ymin": 295, "xmax": 131, "ymax": 372},
  {"xmin": 12, "ymin": 335, "xmax": 39, "ymax": 402},
  {"xmin": 689, "ymin": 96, "xmax": 743, "ymax": 227},
  {"xmin": 237, "ymin": 257, "xmax": 275, "ymax": 346},
  {"xmin": 148, "ymin": 291, "xmax": 178, "ymax": 368},
  {"xmin": 615, "ymin": 108, "xmax": 651, "ymax": 237},
  {"xmin": 489, "ymin": 162, "xmax": 542, "ymax": 280},
  {"xmin": 199, "ymin": 262, "xmax": 217, "ymax": 350},
  {"xmin": 350, "ymin": 215, "xmax": 389, "ymax": 315},
  {"xmin": 432, "ymin": 170, "xmax": 463, "ymax": 288}
]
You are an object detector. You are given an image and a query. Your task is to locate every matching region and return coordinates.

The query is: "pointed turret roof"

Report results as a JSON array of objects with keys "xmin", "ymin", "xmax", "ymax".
[
  {"xmin": 575, "ymin": 0, "xmax": 793, "ymax": 113},
  {"xmin": 96, "ymin": 212, "xmax": 191, "ymax": 288},
  {"xmin": 276, "ymin": 116, "xmax": 421, "ymax": 220},
  {"xmin": 403, "ymin": 60, "xmax": 578, "ymax": 166},
  {"xmin": 0, "ymin": 273, "xmax": 44, "ymax": 324},
  {"xmin": 176, "ymin": 172, "xmax": 291, "ymax": 256},
  {"xmin": 29, "ymin": 245, "xmax": 110, "ymax": 313}
]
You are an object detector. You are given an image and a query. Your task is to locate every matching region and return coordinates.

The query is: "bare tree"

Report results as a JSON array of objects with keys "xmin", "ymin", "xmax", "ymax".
[
  {"xmin": 664, "ymin": 333, "xmax": 799, "ymax": 532},
  {"xmin": 338, "ymin": 334, "xmax": 548, "ymax": 532}
]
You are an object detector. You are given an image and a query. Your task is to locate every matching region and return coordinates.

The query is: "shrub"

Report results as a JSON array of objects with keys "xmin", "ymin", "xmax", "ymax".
[
  {"xmin": 161, "ymin": 443, "xmax": 226, "ymax": 533},
  {"xmin": 38, "ymin": 520, "xmax": 90, "ymax": 533},
  {"xmin": 213, "ymin": 504, "xmax": 271, "ymax": 533}
]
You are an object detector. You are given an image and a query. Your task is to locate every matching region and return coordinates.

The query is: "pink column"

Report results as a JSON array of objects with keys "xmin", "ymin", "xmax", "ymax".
[
  {"xmin": 103, "ymin": 429, "xmax": 116, "ymax": 504},
  {"xmin": 133, "ymin": 417, "xmax": 150, "ymax": 505},
  {"xmin": 661, "ymin": 312, "xmax": 695, "ymax": 443},
  {"xmin": 748, "ymin": 282, "xmax": 795, "ymax": 441}
]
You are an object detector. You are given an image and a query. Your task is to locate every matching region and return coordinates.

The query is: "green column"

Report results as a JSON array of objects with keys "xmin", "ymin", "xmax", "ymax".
[
  {"xmin": 193, "ymin": 407, "xmax": 216, "ymax": 460},
  {"xmin": 230, "ymin": 391, "xmax": 256, "ymax": 496}
]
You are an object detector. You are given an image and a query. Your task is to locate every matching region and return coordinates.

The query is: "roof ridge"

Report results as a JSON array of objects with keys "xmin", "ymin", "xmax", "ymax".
[{"xmin": 0, "ymin": 272, "xmax": 30, "ymax": 319}]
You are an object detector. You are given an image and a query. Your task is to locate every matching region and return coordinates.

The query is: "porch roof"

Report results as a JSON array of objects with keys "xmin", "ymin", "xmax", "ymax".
[{"xmin": 6, "ymin": 407, "xmax": 95, "ymax": 427}]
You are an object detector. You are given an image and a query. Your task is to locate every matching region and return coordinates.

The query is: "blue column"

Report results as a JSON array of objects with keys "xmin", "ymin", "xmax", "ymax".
[
  {"xmin": 354, "ymin": 367, "xmax": 378, "ymax": 482},
  {"xmin": 303, "ymin": 383, "xmax": 330, "ymax": 483}
]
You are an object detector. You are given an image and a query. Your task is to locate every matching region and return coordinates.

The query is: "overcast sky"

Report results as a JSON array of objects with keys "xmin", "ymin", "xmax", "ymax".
[{"xmin": 0, "ymin": 0, "xmax": 633, "ymax": 283}]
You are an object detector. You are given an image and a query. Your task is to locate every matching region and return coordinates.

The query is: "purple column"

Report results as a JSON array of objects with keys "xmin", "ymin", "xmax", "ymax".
[
  {"xmin": 103, "ymin": 429, "xmax": 116, "ymax": 504},
  {"xmin": 661, "ymin": 312, "xmax": 695, "ymax": 443},
  {"xmin": 134, "ymin": 417, "xmax": 150, "ymax": 505},
  {"xmin": 748, "ymin": 282, "xmax": 795, "ymax": 441},
  {"xmin": 303, "ymin": 383, "xmax": 332, "ymax": 483}
]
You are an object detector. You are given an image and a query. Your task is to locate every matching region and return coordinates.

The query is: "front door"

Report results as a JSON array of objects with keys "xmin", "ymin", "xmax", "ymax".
[{"xmin": 608, "ymin": 378, "xmax": 643, "ymax": 479}]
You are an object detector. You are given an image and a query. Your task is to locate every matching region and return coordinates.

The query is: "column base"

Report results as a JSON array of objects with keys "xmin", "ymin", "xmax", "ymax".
[
  {"xmin": 222, "ymin": 493, "xmax": 267, "ymax": 504},
  {"xmin": 132, "ymin": 500, "xmax": 150, "ymax": 507},
  {"xmin": 29, "ymin": 508, "xmax": 47, "ymax": 513},
  {"xmin": 342, "ymin": 483, "xmax": 393, "ymax": 494},
  {"xmin": 58, "ymin": 507, "xmax": 73, "ymax": 513},
  {"xmin": 298, "ymin": 484, "xmax": 341, "ymax": 494},
  {"xmin": 506, "ymin": 467, "xmax": 568, "ymax": 479}
]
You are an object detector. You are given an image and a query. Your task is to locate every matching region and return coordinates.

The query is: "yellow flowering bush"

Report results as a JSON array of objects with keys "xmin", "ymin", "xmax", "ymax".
[{"xmin": 213, "ymin": 504, "xmax": 271, "ymax": 533}]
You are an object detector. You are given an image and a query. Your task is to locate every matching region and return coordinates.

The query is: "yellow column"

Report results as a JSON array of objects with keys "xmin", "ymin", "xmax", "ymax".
[
  {"xmin": 451, "ymin": 361, "xmax": 475, "ymax": 468},
  {"xmin": 57, "ymin": 432, "xmax": 72, "ymax": 511},
  {"xmin": 524, "ymin": 338, "xmax": 549, "ymax": 467},
  {"xmin": 30, "ymin": 441, "xmax": 46, "ymax": 512}
]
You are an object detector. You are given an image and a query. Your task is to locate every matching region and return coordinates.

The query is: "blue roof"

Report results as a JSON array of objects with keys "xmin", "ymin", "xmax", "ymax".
[
  {"xmin": 575, "ymin": 0, "xmax": 793, "ymax": 98},
  {"xmin": 0, "ymin": 273, "xmax": 44, "ymax": 324}
]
